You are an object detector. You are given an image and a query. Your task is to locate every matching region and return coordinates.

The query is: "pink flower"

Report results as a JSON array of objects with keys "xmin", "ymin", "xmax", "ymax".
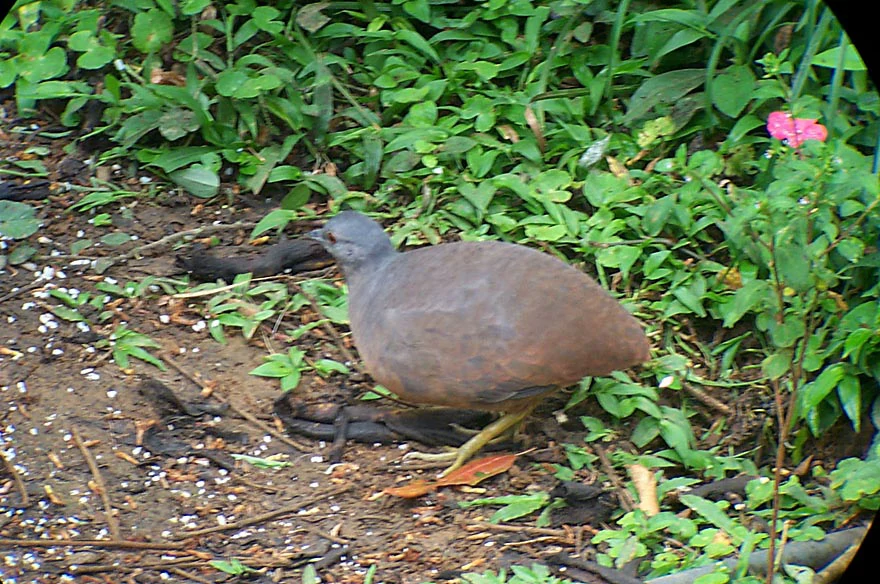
[{"xmin": 766, "ymin": 111, "xmax": 828, "ymax": 147}]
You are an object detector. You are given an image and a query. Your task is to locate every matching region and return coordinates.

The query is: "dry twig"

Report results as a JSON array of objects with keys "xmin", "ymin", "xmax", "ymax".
[
  {"xmin": 173, "ymin": 483, "xmax": 352, "ymax": 539},
  {"xmin": 72, "ymin": 426, "xmax": 121, "ymax": 540},
  {"xmin": 1, "ymin": 449, "xmax": 29, "ymax": 506}
]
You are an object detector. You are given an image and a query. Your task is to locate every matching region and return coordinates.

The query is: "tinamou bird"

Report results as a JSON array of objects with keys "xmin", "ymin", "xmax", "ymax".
[{"xmin": 311, "ymin": 211, "xmax": 650, "ymax": 475}]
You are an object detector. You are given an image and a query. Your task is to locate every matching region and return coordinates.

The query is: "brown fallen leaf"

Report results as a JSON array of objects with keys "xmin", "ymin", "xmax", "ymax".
[
  {"xmin": 384, "ymin": 454, "xmax": 519, "ymax": 499},
  {"xmin": 435, "ymin": 453, "xmax": 518, "ymax": 487}
]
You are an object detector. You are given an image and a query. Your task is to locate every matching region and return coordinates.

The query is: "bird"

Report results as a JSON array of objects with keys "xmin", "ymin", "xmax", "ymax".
[{"xmin": 310, "ymin": 211, "xmax": 651, "ymax": 476}]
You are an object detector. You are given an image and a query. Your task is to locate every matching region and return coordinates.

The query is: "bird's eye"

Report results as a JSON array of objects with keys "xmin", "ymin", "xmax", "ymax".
[{"xmin": 326, "ymin": 231, "xmax": 337, "ymax": 244}]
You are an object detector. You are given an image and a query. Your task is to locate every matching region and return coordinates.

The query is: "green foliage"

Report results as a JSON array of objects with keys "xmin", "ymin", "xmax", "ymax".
[
  {"xmin": 250, "ymin": 346, "xmax": 308, "ymax": 392},
  {"xmin": 455, "ymin": 564, "xmax": 574, "ymax": 584},
  {"xmin": 230, "ymin": 453, "xmax": 292, "ymax": 469},
  {"xmin": 458, "ymin": 493, "xmax": 557, "ymax": 526},
  {"xmin": 590, "ymin": 456, "xmax": 876, "ymax": 579},
  {"xmin": 104, "ymin": 324, "xmax": 165, "ymax": 370},
  {"xmin": 209, "ymin": 558, "xmax": 257, "ymax": 576}
]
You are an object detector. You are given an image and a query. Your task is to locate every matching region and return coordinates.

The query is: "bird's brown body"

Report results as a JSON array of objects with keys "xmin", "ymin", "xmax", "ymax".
[
  {"xmin": 345, "ymin": 240, "xmax": 649, "ymax": 412},
  {"xmin": 311, "ymin": 211, "xmax": 650, "ymax": 473}
]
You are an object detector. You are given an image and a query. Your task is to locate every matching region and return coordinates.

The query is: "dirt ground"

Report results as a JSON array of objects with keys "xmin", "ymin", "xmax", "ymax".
[{"xmin": 0, "ymin": 112, "xmax": 632, "ymax": 584}]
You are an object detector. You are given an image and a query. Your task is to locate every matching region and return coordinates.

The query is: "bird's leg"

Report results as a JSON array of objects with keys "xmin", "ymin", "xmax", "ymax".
[{"xmin": 438, "ymin": 404, "xmax": 537, "ymax": 478}]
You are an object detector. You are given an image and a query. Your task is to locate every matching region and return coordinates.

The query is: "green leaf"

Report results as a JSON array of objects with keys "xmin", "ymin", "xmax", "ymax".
[
  {"xmin": 843, "ymin": 328, "xmax": 873, "ymax": 360},
  {"xmin": 281, "ymin": 184, "xmax": 311, "ymax": 210},
  {"xmin": 296, "ymin": 3, "xmax": 330, "ymax": 33},
  {"xmin": 799, "ymin": 364, "xmax": 845, "ymax": 412},
  {"xmin": 679, "ymin": 495, "xmax": 742, "ymax": 544},
  {"xmin": 51, "ymin": 305, "xmax": 87, "ymax": 322},
  {"xmin": 230, "ymin": 453, "xmax": 291, "ymax": 469},
  {"xmin": 144, "ymin": 147, "xmax": 219, "ymax": 173},
  {"xmin": 642, "ymin": 195, "xmax": 675, "ymax": 236},
  {"xmin": 8, "ymin": 243, "xmax": 36, "ymax": 265},
  {"xmin": 625, "ymin": 69, "xmax": 705, "ymax": 122},
  {"xmin": 251, "ymin": 209, "xmax": 296, "ymax": 237},
  {"xmin": 19, "ymin": 46, "xmax": 69, "ymax": 83},
  {"xmin": 169, "ymin": 165, "xmax": 220, "ymax": 199},
  {"xmin": 775, "ymin": 243, "xmax": 812, "ymax": 293},
  {"xmin": 100, "ymin": 232, "xmax": 132, "ymax": 247},
  {"xmin": 251, "ymin": 6, "xmax": 283, "ymax": 34},
  {"xmin": 722, "ymin": 280, "xmax": 770, "ymax": 327},
  {"xmin": 313, "ymin": 359, "xmax": 350, "ymax": 376},
  {"xmin": 837, "ymin": 375, "xmax": 861, "ymax": 432},
  {"xmin": 118, "ymin": 345, "xmax": 166, "ymax": 370},
  {"xmin": 388, "ymin": 86, "xmax": 430, "ymax": 104},
  {"xmin": 394, "ymin": 30, "xmax": 440, "ymax": 63},
  {"xmin": 131, "ymin": 9, "xmax": 173, "ymax": 53},
  {"xmin": 250, "ymin": 360, "xmax": 294, "ymax": 378},
  {"xmin": 693, "ymin": 572, "xmax": 731, "ymax": 584},
  {"xmin": 280, "ymin": 370, "xmax": 301, "ymax": 392},
  {"xmin": 712, "ymin": 65, "xmax": 755, "ymax": 117},
  {"xmin": 490, "ymin": 494, "xmax": 549, "ymax": 523},
  {"xmin": 812, "ymin": 45, "xmax": 867, "ymax": 71},
  {"xmin": 0, "ymin": 201, "xmax": 41, "ymax": 239},
  {"xmin": 305, "ymin": 174, "xmax": 348, "ymax": 199},
  {"xmin": 215, "ymin": 69, "xmax": 249, "ymax": 97},
  {"xmin": 403, "ymin": 0, "xmax": 431, "ymax": 22},
  {"xmin": 762, "ymin": 352, "xmax": 791, "ymax": 380},
  {"xmin": 671, "ymin": 284, "xmax": 706, "ymax": 317},
  {"xmin": 524, "ymin": 223, "xmax": 567, "ymax": 242}
]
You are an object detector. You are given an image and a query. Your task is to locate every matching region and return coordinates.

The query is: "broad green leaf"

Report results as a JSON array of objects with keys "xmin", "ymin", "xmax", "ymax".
[
  {"xmin": 394, "ymin": 29, "xmax": 440, "ymax": 63},
  {"xmin": 524, "ymin": 223, "xmax": 567, "ymax": 242},
  {"xmin": 679, "ymin": 495, "xmax": 742, "ymax": 544},
  {"xmin": 169, "ymin": 165, "xmax": 220, "ymax": 199},
  {"xmin": 625, "ymin": 69, "xmax": 705, "ymax": 122},
  {"xmin": 762, "ymin": 352, "xmax": 791, "ymax": 380},
  {"xmin": 712, "ymin": 65, "xmax": 755, "ymax": 117},
  {"xmin": 158, "ymin": 108, "xmax": 199, "ymax": 141},
  {"xmin": 131, "ymin": 9, "xmax": 173, "ymax": 53},
  {"xmin": 812, "ymin": 45, "xmax": 867, "ymax": 71},
  {"xmin": 837, "ymin": 375, "xmax": 861, "ymax": 432},
  {"xmin": 296, "ymin": 3, "xmax": 330, "ymax": 33},
  {"xmin": 101, "ymin": 232, "xmax": 132, "ymax": 247},
  {"xmin": 642, "ymin": 195, "xmax": 675, "ymax": 236},
  {"xmin": 0, "ymin": 201, "xmax": 41, "ymax": 239},
  {"xmin": 250, "ymin": 360, "xmax": 294, "ymax": 378},
  {"xmin": 799, "ymin": 364, "xmax": 846, "ymax": 412}
]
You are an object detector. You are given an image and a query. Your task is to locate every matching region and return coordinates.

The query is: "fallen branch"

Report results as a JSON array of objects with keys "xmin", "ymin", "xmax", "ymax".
[
  {"xmin": 173, "ymin": 484, "xmax": 352, "ymax": 539},
  {"xmin": 72, "ymin": 426, "xmax": 121, "ymax": 540},
  {"xmin": 0, "ymin": 538, "xmax": 186, "ymax": 550}
]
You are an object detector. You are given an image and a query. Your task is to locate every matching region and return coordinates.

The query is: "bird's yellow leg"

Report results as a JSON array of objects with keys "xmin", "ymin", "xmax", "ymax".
[{"xmin": 438, "ymin": 405, "xmax": 536, "ymax": 477}]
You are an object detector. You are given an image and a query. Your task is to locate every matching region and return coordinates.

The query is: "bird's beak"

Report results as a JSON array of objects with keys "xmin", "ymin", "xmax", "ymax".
[{"xmin": 308, "ymin": 228, "xmax": 325, "ymax": 242}]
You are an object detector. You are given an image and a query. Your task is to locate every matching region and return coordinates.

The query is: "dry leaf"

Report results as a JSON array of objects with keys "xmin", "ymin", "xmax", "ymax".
[
  {"xmin": 435, "ymin": 454, "xmax": 518, "ymax": 487},
  {"xmin": 384, "ymin": 454, "xmax": 518, "ymax": 499}
]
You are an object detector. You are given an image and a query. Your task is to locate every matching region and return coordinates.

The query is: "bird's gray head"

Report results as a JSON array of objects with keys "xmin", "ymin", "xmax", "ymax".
[{"xmin": 309, "ymin": 211, "xmax": 396, "ymax": 276}]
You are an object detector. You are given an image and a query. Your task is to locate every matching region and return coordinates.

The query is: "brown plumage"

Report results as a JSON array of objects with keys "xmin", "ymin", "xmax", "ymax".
[{"xmin": 311, "ymin": 211, "xmax": 650, "ymax": 474}]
